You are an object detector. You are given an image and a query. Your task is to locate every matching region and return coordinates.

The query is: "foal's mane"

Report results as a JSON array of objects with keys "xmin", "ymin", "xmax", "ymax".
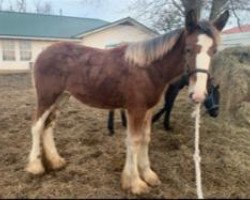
[{"xmin": 125, "ymin": 28, "xmax": 183, "ymax": 67}]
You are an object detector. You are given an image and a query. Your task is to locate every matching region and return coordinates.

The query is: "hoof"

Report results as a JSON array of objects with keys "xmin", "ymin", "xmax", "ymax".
[
  {"xmin": 131, "ymin": 179, "xmax": 150, "ymax": 195},
  {"xmin": 49, "ymin": 157, "xmax": 66, "ymax": 170},
  {"xmin": 141, "ymin": 169, "xmax": 161, "ymax": 187},
  {"xmin": 26, "ymin": 159, "xmax": 45, "ymax": 175},
  {"xmin": 121, "ymin": 172, "xmax": 131, "ymax": 191},
  {"xmin": 164, "ymin": 125, "xmax": 173, "ymax": 131},
  {"xmin": 108, "ymin": 130, "xmax": 115, "ymax": 136},
  {"xmin": 121, "ymin": 172, "xmax": 150, "ymax": 195}
]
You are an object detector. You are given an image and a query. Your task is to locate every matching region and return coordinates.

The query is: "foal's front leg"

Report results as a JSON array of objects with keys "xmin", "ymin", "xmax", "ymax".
[
  {"xmin": 122, "ymin": 110, "xmax": 150, "ymax": 194},
  {"xmin": 138, "ymin": 111, "xmax": 161, "ymax": 187}
]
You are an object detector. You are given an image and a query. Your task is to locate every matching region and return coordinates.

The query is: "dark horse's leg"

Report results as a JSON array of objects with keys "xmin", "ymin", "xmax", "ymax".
[
  {"xmin": 152, "ymin": 108, "xmax": 166, "ymax": 123},
  {"xmin": 108, "ymin": 110, "xmax": 126, "ymax": 136},
  {"xmin": 152, "ymin": 84, "xmax": 179, "ymax": 130},
  {"xmin": 108, "ymin": 110, "xmax": 115, "ymax": 136},
  {"xmin": 152, "ymin": 74, "xmax": 188, "ymax": 131},
  {"xmin": 121, "ymin": 110, "xmax": 127, "ymax": 127},
  {"xmin": 162, "ymin": 84, "xmax": 181, "ymax": 130}
]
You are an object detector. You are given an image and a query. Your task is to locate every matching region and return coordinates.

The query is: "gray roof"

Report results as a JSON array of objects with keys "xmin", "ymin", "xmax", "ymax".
[{"xmin": 0, "ymin": 11, "xmax": 109, "ymax": 39}]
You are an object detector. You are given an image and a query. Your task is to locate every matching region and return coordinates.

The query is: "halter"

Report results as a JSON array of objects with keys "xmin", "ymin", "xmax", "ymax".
[
  {"xmin": 187, "ymin": 68, "xmax": 211, "ymax": 78},
  {"xmin": 186, "ymin": 67, "xmax": 211, "ymax": 100}
]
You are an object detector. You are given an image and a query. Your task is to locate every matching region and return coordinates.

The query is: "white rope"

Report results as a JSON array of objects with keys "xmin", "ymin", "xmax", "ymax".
[{"xmin": 193, "ymin": 103, "xmax": 204, "ymax": 199}]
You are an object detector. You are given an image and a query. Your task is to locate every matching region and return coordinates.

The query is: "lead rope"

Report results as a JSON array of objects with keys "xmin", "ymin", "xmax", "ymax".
[{"xmin": 193, "ymin": 104, "xmax": 204, "ymax": 199}]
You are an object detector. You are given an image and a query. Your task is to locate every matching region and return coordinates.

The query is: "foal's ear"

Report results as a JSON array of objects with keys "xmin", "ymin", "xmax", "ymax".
[
  {"xmin": 185, "ymin": 9, "xmax": 198, "ymax": 32},
  {"xmin": 213, "ymin": 10, "xmax": 230, "ymax": 31}
]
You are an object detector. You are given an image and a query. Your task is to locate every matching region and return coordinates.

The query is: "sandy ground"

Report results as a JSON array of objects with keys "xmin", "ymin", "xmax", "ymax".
[{"xmin": 0, "ymin": 73, "xmax": 249, "ymax": 199}]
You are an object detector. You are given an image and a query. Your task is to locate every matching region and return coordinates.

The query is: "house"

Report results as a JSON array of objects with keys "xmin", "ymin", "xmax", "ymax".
[
  {"xmin": 221, "ymin": 24, "xmax": 250, "ymax": 49},
  {"xmin": 0, "ymin": 11, "xmax": 158, "ymax": 72}
]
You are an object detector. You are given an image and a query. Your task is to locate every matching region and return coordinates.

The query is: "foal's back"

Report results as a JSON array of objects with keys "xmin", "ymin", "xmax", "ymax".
[{"xmin": 34, "ymin": 42, "xmax": 143, "ymax": 110}]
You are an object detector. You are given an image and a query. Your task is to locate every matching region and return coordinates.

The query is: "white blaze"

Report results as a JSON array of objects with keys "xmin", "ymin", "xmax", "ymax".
[{"xmin": 193, "ymin": 34, "xmax": 213, "ymax": 102}]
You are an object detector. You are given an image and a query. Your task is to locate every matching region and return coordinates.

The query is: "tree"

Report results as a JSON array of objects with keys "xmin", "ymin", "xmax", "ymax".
[
  {"xmin": 129, "ymin": 0, "xmax": 250, "ymax": 32},
  {"xmin": 181, "ymin": 0, "xmax": 203, "ymax": 18},
  {"xmin": 0, "ymin": 0, "xmax": 4, "ymax": 10},
  {"xmin": 3, "ymin": 0, "xmax": 27, "ymax": 12},
  {"xmin": 33, "ymin": 0, "xmax": 53, "ymax": 14},
  {"xmin": 209, "ymin": 0, "xmax": 229, "ymax": 20},
  {"xmin": 15, "ymin": 0, "xmax": 27, "ymax": 12},
  {"xmin": 0, "ymin": 0, "xmax": 53, "ymax": 14}
]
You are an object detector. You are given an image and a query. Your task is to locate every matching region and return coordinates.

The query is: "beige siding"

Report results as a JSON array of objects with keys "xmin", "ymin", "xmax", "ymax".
[
  {"xmin": 0, "ymin": 39, "xmax": 55, "ymax": 71},
  {"xmin": 81, "ymin": 25, "xmax": 156, "ymax": 48},
  {"xmin": 0, "ymin": 24, "xmax": 156, "ymax": 71}
]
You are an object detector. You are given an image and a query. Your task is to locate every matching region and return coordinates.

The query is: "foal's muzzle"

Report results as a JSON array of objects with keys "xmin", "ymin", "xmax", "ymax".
[{"xmin": 187, "ymin": 68, "xmax": 210, "ymax": 103}]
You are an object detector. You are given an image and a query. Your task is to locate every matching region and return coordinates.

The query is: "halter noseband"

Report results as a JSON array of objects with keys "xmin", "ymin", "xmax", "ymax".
[{"xmin": 187, "ymin": 68, "xmax": 210, "ymax": 78}]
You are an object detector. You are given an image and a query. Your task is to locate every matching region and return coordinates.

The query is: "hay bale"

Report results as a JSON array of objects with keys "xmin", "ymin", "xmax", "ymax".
[{"xmin": 211, "ymin": 46, "xmax": 250, "ymax": 125}]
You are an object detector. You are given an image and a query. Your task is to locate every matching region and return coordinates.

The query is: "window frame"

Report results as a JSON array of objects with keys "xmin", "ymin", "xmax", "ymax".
[
  {"xmin": 19, "ymin": 40, "xmax": 32, "ymax": 61},
  {"xmin": 2, "ymin": 40, "xmax": 16, "ymax": 61}
]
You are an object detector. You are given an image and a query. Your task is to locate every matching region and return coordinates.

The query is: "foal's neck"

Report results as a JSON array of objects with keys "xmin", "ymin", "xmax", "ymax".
[{"xmin": 155, "ymin": 34, "xmax": 186, "ymax": 86}]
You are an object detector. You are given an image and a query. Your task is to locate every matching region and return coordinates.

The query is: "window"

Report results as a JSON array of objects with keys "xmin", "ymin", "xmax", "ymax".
[
  {"xmin": 2, "ymin": 40, "xmax": 15, "ymax": 61},
  {"xmin": 20, "ymin": 41, "xmax": 32, "ymax": 61}
]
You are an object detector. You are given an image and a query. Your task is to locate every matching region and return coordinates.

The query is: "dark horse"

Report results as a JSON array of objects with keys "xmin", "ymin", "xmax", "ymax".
[
  {"xmin": 152, "ymin": 75, "xmax": 220, "ymax": 129},
  {"xmin": 26, "ymin": 10, "xmax": 229, "ymax": 195},
  {"xmin": 107, "ymin": 75, "xmax": 220, "ymax": 135}
]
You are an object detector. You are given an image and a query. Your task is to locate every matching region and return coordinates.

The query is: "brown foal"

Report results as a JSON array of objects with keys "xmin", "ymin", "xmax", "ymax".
[{"xmin": 26, "ymin": 10, "xmax": 229, "ymax": 194}]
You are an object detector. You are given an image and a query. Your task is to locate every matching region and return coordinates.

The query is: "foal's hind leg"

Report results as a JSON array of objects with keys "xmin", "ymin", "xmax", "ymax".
[
  {"xmin": 26, "ymin": 92, "xmax": 70, "ymax": 174},
  {"xmin": 26, "ymin": 107, "xmax": 54, "ymax": 175},
  {"xmin": 42, "ymin": 92, "xmax": 70, "ymax": 170}
]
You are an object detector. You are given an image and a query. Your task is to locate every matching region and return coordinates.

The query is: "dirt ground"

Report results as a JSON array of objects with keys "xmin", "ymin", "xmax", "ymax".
[{"xmin": 0, "ymin": 72, "xmax": 249, "ymax": 199}]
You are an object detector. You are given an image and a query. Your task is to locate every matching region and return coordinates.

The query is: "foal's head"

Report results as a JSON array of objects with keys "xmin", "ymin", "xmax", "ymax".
[{"xmin": 184, "ymin": 10, "xmax": 229, "ymax": 103}]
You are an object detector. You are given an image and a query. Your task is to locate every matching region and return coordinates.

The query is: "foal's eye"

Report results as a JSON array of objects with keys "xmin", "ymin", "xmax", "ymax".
[
  {"xmin": 185, "ymin": 47, "xmax": 192, "ymax": 54},
  {"xmin": 213, "ymin": 49, "xmax": 217, "ymax": 54}
]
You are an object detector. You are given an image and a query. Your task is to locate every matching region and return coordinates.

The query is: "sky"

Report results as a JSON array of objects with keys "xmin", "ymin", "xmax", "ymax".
[
  {"xmin": 51, "ymin": 0, "xmax": 134, "ymax": 22},
  {"xmin": 1, "ymin": 0, "xmax": 246, "ymax": 29},
  {"xmin": 1, "ymin": 0, "xmax": 134, "ymax": 22},
  {"xmin": 52, "ymin": 0, "xmax": 248, "ymax": 29}
]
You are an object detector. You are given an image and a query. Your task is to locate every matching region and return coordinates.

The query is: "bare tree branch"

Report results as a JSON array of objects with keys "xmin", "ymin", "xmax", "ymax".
[
  {"xmin": 171, "ymin": 0, "xmax": 184, "ymax": 14},
  {"xmin": 15, "ymin": 0, "xmax": 27, "ymax": 12},
  {"xmin": 180, "ymin": 0, "xmax": 204, "ymax": 18},
  {"xmin": 0, "ymin": 0, "xmax": 4, "ymax": 10},
  {"xmin": 128, "ymin": 0, "xmax": 250, "ymax": 32},
  {"xmin": 33, "ymin": 0, "xmax": 53, "ymax": 14},
  {"xmin": 229, "ymin": 0, "xmax": 242, "ymax": 31},
  {"xmin": 8, "ymin": 0, "xmax": 13, "ymax": 11},
  {"xmin": 209, "ymin": 0, "xmax": 229, "ymax": 20}
]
